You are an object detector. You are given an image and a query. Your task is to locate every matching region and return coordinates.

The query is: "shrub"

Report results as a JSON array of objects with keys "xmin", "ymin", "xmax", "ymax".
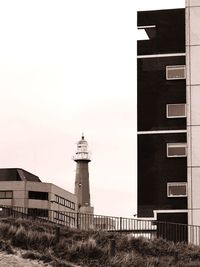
[
  {"xmin": 11, "ymin": 225, "xmax": 27, "ymax": 248},
  {"xmin": 67, "ymin": 237, "xmax": 105, "ymax": 262},
  {"xmin": 110, "ymin": 251, "xmax": 146, "ymax": 267},
  {"xmin": 0, "ymin": 240, "xmax": 14, "ymax": 254}
]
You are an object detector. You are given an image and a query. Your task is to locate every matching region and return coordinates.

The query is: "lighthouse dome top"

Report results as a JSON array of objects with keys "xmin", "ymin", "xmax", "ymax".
[
  {"xmin": 73, "ymin": 134, "xmax": 91, "ymax": 162},
  {"xmin": 77, "ymin": 135, "xmax": 88, "ymax": 145}
]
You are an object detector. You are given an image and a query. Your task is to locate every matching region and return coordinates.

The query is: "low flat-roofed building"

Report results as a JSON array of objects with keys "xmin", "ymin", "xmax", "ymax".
[{"xmin": 0, "ymin": 168, "xmax": 78, "ymax": 227}]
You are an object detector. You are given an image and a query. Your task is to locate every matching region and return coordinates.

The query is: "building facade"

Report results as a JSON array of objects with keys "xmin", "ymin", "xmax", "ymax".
[
  {"xmin": 138, "ymin": 0, "xmax": 200, "ymax": 227},
  {"xmin": 137, "ymin": 8, "xmax": 187, "ymax": 224}
]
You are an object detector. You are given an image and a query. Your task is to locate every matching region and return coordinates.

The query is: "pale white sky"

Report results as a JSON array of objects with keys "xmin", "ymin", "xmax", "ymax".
[{"xmin": 0, "ymin": 0, "xmax": 184, "ymax": 217}]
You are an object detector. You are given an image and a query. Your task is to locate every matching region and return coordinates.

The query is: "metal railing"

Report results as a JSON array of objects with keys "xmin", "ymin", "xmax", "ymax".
[{"xmin": 0, "ymin": 205, "xmax": 200, "ymax": 245}]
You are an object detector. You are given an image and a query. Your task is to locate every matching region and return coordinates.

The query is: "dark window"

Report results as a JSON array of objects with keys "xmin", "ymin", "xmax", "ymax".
[
  {"xmin": 28, "ymin": 208, "xmax": 48, "ymax": 217},
  {"xmin": 166, "ymin": 65, "xmax": 186, "ymax": 80},
  {"xmin": 0, "ymin": 191, "xmax": 13, "ymax": 199},
  {"xmin": 167, "ymin": 104, "xmax": 186, "ymax": 118},
  {"xmin": 167, "ymin": 183, "xmax": 187, "ymax": 197},
  {"xmin": 28, "ymin": 191, "xmax": 48, "ymax": 200},
  {"xmin": 167, "ymin": 143, "xmax": 187, "ymax": 157}
]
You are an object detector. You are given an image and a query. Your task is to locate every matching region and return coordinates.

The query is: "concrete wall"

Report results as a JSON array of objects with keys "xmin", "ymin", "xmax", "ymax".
[
  {"xmin": 186, "ymin": 0, "xmax": 200, "ymax": 226},
  {"xmin": 50, "ymin": 183, "xmax": 77, "ymax": 212},
  {"xmin": 138, "ymin": 133, "xmax": 187, "ymax": 217},
  {"xmin": 0, "ymin": 181, "xmax": 77, "ymax": 213},
  {"xmin": 0, "ymin": 181, "xmax": 26, "ymax": 207}
]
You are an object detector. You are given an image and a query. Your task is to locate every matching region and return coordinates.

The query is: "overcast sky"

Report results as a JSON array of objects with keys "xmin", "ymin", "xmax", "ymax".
[{"xmin": 0, "ymin": 0, "xmax": 184, "ymax": 217}]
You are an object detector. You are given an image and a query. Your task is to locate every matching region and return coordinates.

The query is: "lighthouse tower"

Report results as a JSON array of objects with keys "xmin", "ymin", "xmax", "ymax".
[{"xmin": 73, "ymin": 134, "xmax": 93, "ymax": 214}]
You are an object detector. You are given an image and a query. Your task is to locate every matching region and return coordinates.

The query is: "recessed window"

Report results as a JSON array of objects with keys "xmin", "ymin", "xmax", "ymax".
[
  {"xmin": 167, "ymin": 143, "xmax": 187, "ymax": 157},
  {"xmin": 167, "ymin": 183, "xmax": 187, "ymax": 197},
  {"xmin": 166, "ymin": 104, "xmax": 186, "ymax": 118},
  {"xmin": 28, "ymin": 191, "xmax": 48, "ymax": 200},
  {"xmin": 0, "ymin": 191, "xmax": 13, "ymax": 199},
  {"xmin": 54, "ymin": 194, "xmax": 75, "ymax": 210},
  {"xmin": 166, "ymin": 65, "xmax": 186, "ymax": 80}
]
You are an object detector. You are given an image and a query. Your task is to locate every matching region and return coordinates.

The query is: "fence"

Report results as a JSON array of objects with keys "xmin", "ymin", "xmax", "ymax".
[{"xmin": 0, "ymin": 205, "xmax": 200, "ymax": 245}]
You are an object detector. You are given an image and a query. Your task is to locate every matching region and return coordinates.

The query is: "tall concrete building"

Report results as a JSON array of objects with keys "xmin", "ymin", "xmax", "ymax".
[
  {"xmin": 137, "ymin": 7, "xmax": 186, "ymax": 224},
  {"xmin": 137, "ymin": 0, "xmax": 200, "ymax": 227},
  {"xmin": 73, "ymin": 135, "xmax": 93, "ymax": 214}
]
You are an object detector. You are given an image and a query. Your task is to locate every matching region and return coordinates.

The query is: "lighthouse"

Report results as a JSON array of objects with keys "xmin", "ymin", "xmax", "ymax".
[{"xmin": 73, "ymin": 134, "xmax": 93, "ymax": 214}]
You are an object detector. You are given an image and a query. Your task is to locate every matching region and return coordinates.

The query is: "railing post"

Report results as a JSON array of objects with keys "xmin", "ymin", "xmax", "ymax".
[
  {"xmin": 77, "ymin": 212, "xmax": 79, "ymax": 229},
  {"xmin": 120, "ymin": 217, "xmax": 122, "ymax": 231}
]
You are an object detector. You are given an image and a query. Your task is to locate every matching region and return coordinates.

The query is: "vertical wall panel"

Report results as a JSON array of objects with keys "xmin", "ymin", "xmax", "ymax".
[{"xmin": 186, "ymin": 1, "xmax": 200, "ymax": 226}]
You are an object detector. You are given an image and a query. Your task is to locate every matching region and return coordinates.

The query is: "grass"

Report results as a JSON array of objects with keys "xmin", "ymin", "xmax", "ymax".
[{"xmin": 0, "ymin": 217, "xmax": 200, "ymax": 266}]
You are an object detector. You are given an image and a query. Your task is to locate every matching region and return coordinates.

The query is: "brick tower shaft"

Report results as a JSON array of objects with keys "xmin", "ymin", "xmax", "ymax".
[{"xmin": 75, "ymin": 161, "xmax": 90, "ymax": 208}]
